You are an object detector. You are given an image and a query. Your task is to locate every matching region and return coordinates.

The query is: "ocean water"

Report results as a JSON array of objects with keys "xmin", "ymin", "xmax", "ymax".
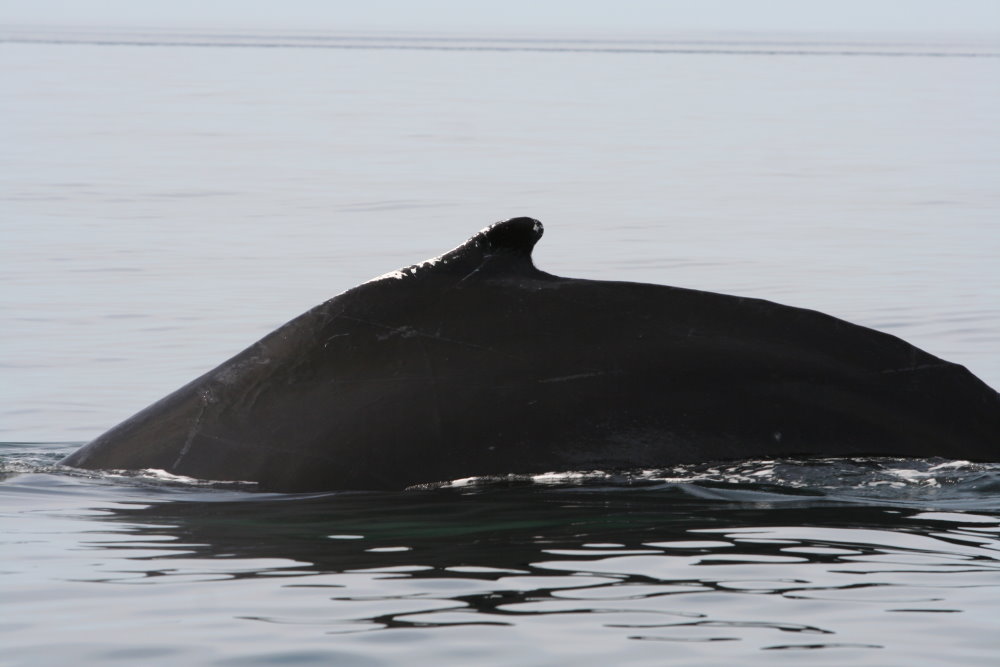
[{"xmin": 2, "ymin": 27, "xmax": 1000, "ymax": 665}]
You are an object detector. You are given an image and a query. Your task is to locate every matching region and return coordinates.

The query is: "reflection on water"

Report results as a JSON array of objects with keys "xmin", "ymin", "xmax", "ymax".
[{"xmin": 5, "ymin": 448, "xmax": 998, "ymax": 664}]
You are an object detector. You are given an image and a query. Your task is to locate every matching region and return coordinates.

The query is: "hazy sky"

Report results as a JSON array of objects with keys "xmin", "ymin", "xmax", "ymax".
[{"xmin": 3, "ymin": 0, "xmax": 999, "ymax": 35}]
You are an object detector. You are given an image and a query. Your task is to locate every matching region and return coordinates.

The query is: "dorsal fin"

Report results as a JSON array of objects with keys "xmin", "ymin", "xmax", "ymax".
[
  {"xmin": 472, "ymin": 217, "xmax": 544, "ymax": 255},
  {"xmin": 439, "ymin": 216, "xmax": 545, "ymax": 279},
  {"xmin": 366, "ymin": 217, "xmax": 546, "ymax": 285}
]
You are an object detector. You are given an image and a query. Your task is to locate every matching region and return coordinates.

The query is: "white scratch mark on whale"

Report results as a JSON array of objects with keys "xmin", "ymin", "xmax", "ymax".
[
  {"xmin": 879, "ymin": 363, "xmax": 952, "ymax": 374},
  {"xmin": 172, "ymin": 390, "xmax": 210, "ymax": 469}
]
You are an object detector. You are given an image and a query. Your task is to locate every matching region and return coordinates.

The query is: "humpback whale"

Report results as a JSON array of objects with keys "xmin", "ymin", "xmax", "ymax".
[{"xmin": 62, "ymin": 217, "xmax": 1000, "ymax": 490}]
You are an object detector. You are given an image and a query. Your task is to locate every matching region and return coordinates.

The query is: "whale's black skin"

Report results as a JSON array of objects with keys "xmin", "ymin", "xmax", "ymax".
[{"xmin": 62, "ymin": 217, "xmax": 1000, "ymax": 491}]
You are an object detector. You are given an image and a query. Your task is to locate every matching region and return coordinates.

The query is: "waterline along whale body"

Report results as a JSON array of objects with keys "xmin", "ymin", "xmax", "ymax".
[{"xmin": 62, "ymin": 217, "xmax": 1000, "ymax": 490}]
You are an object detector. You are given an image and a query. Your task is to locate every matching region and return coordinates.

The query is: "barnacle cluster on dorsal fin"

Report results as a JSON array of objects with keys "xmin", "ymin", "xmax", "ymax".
[{"xmin": 366, "ymin": 217, "xmax": 545, "ymax": 284}]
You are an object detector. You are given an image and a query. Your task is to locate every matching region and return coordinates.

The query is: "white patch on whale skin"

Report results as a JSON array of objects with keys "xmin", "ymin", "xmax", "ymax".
[
  {"xmin": 214, "ymin": 352, "xmax": 272, "ymax": 385},
  {"xmin": 364, "ymin": 254, "xmax": 451, "ymax": 284},
  {"xmin": 362, "ymin": 220, "xmax": 504, "ymax": 285}
]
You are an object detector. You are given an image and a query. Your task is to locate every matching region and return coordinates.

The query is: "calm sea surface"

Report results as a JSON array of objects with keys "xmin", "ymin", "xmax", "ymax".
[{"xmin": 2, "ymin": 27, "xmax": 1000, "ymax": 665}]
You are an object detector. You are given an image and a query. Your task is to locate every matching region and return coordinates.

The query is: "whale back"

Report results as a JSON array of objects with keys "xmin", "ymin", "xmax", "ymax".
[{"xmin": 62, "ymin": 218, "xmax": 1000, "ymax": 490}]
